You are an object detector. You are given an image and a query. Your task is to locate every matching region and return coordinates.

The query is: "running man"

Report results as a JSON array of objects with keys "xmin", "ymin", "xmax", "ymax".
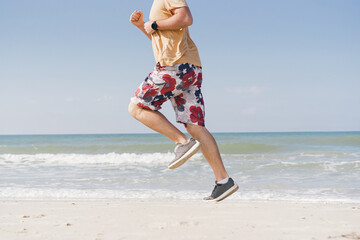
[{"xmin": 128, "ymin": 0, "xmax": 238, "ymax": 201}]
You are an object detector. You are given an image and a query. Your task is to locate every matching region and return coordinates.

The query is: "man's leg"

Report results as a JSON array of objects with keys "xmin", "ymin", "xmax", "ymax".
[
  {"xmin": 128, "ymin": 102, "xmax": 189, "ymax": 144},
  {"xmin": 185, "ymin": 124, "xmax": 228, "ymax": 182},
  {"xmin": 186, "ymin": 124, "xmax": 238, "ymax": 201}
]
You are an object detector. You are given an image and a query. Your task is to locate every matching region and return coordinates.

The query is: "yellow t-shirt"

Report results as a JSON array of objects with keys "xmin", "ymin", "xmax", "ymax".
[{"xmin": 149, "ymin": 0, "xmax": 201, "ymax": 67}]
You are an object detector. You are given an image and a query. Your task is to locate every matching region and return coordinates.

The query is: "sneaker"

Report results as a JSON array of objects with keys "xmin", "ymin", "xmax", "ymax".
[
  {"xmin": 203, "ymin": 178, "xmax": 239, "ymax": 202},
  {"xmin": 168, "ymin": 138, "xmax": 201, "ymax": 169}
]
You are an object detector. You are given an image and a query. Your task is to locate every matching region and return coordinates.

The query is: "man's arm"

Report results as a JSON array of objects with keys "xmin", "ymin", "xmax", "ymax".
[
  {"xmin": 129, "ymin": 10, "xmax": 152, "ymax": 40},
  {"xmin": 144, "ymin": 7, "xmax": 193, "ymax": 35}
]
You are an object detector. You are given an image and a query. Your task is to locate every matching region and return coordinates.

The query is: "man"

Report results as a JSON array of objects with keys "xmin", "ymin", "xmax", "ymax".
[{"xmin": 128, "ymin": 0, "xmax": 238, "ymax": 201}]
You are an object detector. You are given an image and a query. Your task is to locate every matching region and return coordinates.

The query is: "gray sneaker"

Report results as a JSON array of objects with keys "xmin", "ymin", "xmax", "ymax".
[
  {"xmin": 168, "ymin": 138, "xmax": 201, "ymax": 169},
  {"xmin": 203, "ymin": 178, "xmax": 239, "ymax": 202}
]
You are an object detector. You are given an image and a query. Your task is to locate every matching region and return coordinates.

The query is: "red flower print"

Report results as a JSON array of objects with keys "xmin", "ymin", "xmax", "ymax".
[
  {"xmin": 182, "ymin": 70, "xmax": 197, "ymax": 88},
  {"xmin": 135, "ymin": 88, "xmax": 140, "ymax": 97},
  {"xmin": 144, "ymin": 88, "xmax": 158, "ymax": 98},
  {"xmin": 194, "ymin": 72, "xmax": 202, "ymax": 88},
  {"xmin": 141, "ymin": 84, "xmax": 158, "ymax": 98},
  {"xmin": 137, "ymin": 102, "xmax": 151, "ymax": 110},
  {"xmin": 153, "ymin": 98, "xmax": 167, "ymax": 109},
  {"xmin": 190, "ymin": 106, "xmax": 204, "ymax": 126},
  {"xmin": 174, "ymin": 94, "xmax": 186, "ymax": 107},
  {"xmin": 142, "ymin": 83, "xmax": 151, "ymax": 91},
  {"xmin": 160, "ymin": 74, "xmax": 176, "ymax": 95}
]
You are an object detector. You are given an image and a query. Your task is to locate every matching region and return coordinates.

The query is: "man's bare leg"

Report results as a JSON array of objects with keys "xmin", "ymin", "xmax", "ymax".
[
  {"xmin": 185, "ymin": 124, "xmax": 229, "ymax": 182},
  {"xmin": 128, "ymin": 102, "xmax": 189, "ymax": 144},
  {"xmin": 128, "ymin": 102, "xmax": 228, "ymax": 181}
]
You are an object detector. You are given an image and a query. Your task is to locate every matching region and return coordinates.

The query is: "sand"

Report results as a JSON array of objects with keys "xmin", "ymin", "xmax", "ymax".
[{"xmin": 0, "ymin": 200, "xmax": 359, "ymax": 240}]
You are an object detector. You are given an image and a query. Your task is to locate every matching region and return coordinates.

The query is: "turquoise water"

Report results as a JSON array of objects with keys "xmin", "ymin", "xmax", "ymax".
[{"xmin": 0, "ymin": 132, "xmax": 359, "ymax": 202}]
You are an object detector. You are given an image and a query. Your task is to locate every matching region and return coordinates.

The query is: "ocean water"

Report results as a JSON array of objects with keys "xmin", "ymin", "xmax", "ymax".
[{"xmin": 0, "ymin": 132, "xmax": 359, "ymax": 202}]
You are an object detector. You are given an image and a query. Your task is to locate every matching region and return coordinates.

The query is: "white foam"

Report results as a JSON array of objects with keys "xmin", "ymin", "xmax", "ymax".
[
  {"xmin": 1, "ymin": 187, "xmax": 359, "ymax": 203},
  {"xmin": 299, "ymin": 152, "xmax": 325, "ymax": 157},
  {"xmin": 251, "ymin": 159, "xmax": 360, "ymax": 173},
  {"xmin": 350, "ymin": 152, "xmax": 360, "ymax": 157},
  {"xmin": 0, "ymin": 153, "xmax": 202, "ymax": 167},
  {"xmin": 0, "ymin": 187, "xmax": 206, "ymax": 201}
]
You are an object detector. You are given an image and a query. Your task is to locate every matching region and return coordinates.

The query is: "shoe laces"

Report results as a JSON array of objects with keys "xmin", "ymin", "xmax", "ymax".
[{"xmin": 211, "ymin": 182, "xmax": 222, "ymax": 195}]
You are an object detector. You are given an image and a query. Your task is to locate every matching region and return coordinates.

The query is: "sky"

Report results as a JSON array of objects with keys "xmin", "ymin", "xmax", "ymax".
[{"xmin": 1, "ymin": 0, "xmax": 359, "ymax": 135}]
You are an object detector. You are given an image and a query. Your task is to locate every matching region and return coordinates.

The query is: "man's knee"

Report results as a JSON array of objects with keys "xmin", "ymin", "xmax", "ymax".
[
  {"xmin": 185, "ymin": 123, "xmax": 205, "ymax": 136},
  {"xmin": 128, "ymin": 102, "xmax": 141, "ymax": 119}
]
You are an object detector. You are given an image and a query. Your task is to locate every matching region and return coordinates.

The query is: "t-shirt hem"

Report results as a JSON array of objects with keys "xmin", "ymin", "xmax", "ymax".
[{"xmin": 157, "ymin": 58, "xmax": 202, "ymax": 68}]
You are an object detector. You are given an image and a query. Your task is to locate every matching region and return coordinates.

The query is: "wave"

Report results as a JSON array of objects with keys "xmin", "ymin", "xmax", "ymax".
[
  {"xmin": 220, "ymin": 151, "xmax": 360, "ymax": 174},
  {"xmin": 0, "ymin": 144, "xmax": 174, "ymax": 154},
  {"xmin": 1, "ymin": 187, "xmax": 359, "ymax": 203},
  {"xmin": 1, "ymin": 150, "xmax": 359, "ymax": 170},
  {"xmin": 0, "ymin": 152, "xmax": 203, "ymax": 167},
  {"xmin": 0, "ymin": 143, "xmax": 281, "ymax": 155},
  {"xmin": 1, "ymin": 133, "xmax": 359, "ymax": 156},
  {"xmin": 222, "ymin": 150, "xmax": 360, "ymax": 160},
  {"xmin": 249, "ymin": 160, "xmax": 360, "ymax": 172}
]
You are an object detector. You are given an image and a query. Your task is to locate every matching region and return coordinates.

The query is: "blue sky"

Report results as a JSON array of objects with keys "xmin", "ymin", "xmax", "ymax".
[{"xmin": 1, "ymin": 0, "xmax": 359, "ymax": 134}]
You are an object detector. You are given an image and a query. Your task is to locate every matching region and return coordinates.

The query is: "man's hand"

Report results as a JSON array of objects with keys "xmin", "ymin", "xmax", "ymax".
[
  {"xmin": 144, "ymin": 21, "xmax": 155, "ymax": 35},
  {"xmin": 130, "ymin": 10, "xmax": 144, "ymax": 27},
  {"xmin": 130, "ymin": 10, "xmax": 152, "ymax": 40}
]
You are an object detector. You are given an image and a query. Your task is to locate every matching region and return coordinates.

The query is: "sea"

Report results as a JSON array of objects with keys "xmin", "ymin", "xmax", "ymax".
[{"xmin": 0, "ymin": 132, "xmax": 359, "ymax": 202}]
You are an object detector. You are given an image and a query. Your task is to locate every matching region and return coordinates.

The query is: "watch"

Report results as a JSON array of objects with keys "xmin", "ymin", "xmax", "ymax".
[{"xmin": 151, "ymin": 21, "xmax": 158, "ymax": 31}]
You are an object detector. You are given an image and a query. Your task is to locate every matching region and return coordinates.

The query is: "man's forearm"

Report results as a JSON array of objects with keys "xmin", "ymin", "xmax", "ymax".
[{"xmin": 137, "ymin": 23, "xmax": 152, "ymax": 40}]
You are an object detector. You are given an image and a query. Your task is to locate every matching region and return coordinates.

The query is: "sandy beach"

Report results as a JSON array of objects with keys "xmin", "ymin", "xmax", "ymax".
[{"xmin": 0, "ymin": 200, "xmax": 359, "ymax": 240}]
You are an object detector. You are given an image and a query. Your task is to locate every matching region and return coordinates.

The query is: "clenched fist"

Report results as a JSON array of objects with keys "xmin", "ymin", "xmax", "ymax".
[{"xmin": 130, "ymin": 10, "xmax": 144, "ymax": 27}]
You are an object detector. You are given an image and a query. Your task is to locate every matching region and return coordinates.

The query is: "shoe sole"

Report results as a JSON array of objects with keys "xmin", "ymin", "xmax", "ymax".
[
  {"xmin": 168, "ymin": 141, "xmax": 201, "ymax": 169},
  {"xmin": 205, "ymin": 183, "xmax": 239, "ymax": 202}
]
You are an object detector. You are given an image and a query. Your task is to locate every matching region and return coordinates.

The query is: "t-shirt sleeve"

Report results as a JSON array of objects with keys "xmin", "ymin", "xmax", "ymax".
[{"xmin": 164, "ymin": 0, "xmax": 188, "ymax": 11}]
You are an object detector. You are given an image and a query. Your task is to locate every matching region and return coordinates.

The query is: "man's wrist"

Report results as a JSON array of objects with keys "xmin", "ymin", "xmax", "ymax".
[
  {"xmin": 151, "ymin": 21, "xmax": 158, "ymax": 31},
  {"xmin": 136, "ymin": 21, "xmax": 145, "ymax": 28}
]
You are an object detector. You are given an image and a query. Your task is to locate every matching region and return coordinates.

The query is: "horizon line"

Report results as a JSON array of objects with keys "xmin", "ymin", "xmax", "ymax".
[{"xmin": 1, "ymin": 130, "xmax": 360, "ymax": 136}]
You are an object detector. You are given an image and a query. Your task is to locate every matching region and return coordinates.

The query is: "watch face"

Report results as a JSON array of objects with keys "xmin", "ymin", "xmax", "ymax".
[{"xmin": 151, "ymin": 21, "xmax": 158, "ymax": 31}]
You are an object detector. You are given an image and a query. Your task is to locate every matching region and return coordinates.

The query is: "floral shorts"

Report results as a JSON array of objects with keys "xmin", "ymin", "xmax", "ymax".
[{"xmin": 131, "ymin": 63, "xmax": 205, "ymax": 126}]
